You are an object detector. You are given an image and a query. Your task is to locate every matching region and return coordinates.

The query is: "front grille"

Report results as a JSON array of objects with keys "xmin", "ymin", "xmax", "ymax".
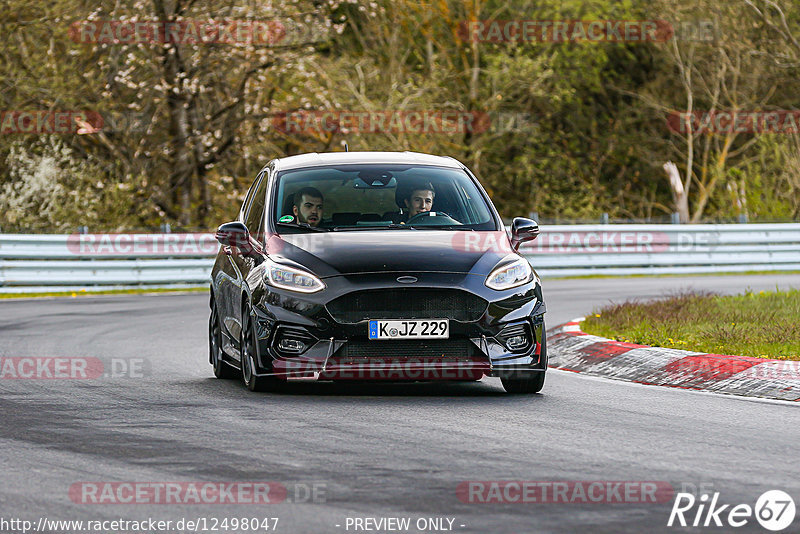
[
  {"xmin": 336, "ymin": 339, "xmax": 473, "ymax": 361},
  {"xmin": 326, "ymin": 289, "xmax": 487, "ymax": 323}
]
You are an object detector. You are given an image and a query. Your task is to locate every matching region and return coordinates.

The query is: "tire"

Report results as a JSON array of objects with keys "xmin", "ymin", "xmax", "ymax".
[
  {"xmin": 209, "ymin": 297, "xmax": 237, "ymax": 379},
  {"xmin": 501, "ymin": 371, "xmax": 545, "ymax": 394},
  {"xmin": 240, "ymin": 304, "xmax": 281, "ymax": 392}
]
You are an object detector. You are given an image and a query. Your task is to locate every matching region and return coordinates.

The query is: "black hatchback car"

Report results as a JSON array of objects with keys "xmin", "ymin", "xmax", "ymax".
[{"xmin": 209, "ymin": 151, "xmax": 546, "ymax": 393}]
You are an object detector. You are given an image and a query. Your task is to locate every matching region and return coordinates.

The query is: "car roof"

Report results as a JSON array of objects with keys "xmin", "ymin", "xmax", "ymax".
[{"xmin": 272, "ymin": 151, "xmax": 465, "ymax": 171}]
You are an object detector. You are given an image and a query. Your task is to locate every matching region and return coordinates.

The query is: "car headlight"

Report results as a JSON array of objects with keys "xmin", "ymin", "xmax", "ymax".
[
  {"xmin": 264, "ymin": 258, "xmax": 325, "ymax": 293},
  {"xmin": 485, "ymin": 256, "xmax": 535, "ymax": 290}
]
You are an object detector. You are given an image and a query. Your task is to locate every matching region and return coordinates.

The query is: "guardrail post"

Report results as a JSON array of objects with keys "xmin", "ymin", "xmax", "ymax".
[
  {"xmin": 601, "ymin": 213, "xmax": 609, "ymax": 224},
  {"xmin": 78, "ymin": 226, "xmax": 89, "ymax": 235},
  {"xmin": 160, "ymin": 223, "xmax": 171, "ymax": 233},
  {"xmin": 671, "ymin": 212, "xmax": 681, "ymax": 224}
]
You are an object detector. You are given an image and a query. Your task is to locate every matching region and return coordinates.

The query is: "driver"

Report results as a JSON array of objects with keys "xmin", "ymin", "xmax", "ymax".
[
  {"xmin": 403, "ymin": 182, "xmax": 435, "ymax": 220},
  {"xmin": 292, "ymin": 186, "xmax": 324, "ymax": 227}
]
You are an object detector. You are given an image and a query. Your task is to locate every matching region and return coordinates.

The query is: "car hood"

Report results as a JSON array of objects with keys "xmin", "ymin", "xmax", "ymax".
[{"xmin": 266, "ymin": 230, "xmax": 516, "ymax": 278}]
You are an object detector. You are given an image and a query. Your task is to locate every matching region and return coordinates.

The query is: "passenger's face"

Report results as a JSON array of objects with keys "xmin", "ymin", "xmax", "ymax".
[
  {"xmin": 293, "ymin": 194, "xmax": 323, "ymax": 226},
  {"xmin": 405, "ymin": 190, "xmax": 434, "ymax": 218}
]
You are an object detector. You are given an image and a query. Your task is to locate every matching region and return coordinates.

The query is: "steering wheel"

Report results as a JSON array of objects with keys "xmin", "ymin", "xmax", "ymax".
[{"xmin": 405, "ymin": 211, "xmax": 461, "ymax": 225}]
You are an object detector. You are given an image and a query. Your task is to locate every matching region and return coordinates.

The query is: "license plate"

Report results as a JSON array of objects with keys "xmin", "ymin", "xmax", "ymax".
[{"xmin": 368, "ymin": 319, "xmax": 449, "ymax": 340}]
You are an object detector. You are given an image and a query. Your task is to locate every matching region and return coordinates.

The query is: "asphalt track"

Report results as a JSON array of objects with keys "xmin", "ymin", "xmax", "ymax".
[{"xmin": 1, "ymin": 274, "xmax": 800, "ymax": 534}]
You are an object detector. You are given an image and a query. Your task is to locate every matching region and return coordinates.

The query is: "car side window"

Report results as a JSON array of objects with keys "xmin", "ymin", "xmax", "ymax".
[
  {"xmin": 244, "ymin": 171, "xmax": 269, "ymax": 238},
  {"xmin": 239, "ymin": 173, "xmax": 259, "ymax": 221}
]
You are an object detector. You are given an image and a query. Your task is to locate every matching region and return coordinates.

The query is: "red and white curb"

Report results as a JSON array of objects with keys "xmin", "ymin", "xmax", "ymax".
[{"xmin": 547, "ymin": 319, "xmax": 800, "ymax": 402}]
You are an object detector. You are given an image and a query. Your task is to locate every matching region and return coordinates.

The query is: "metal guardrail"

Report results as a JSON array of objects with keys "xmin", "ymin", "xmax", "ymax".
[
  {"xmin": 0, "ymin": 233, "xmax": 215, "ymax": 292},
  {"xmin": 1, "ymin": 224, "xmax": 799, "ymax": 292},
  {"xmin": 517, "ymin": 223, "xmax": 800, "ymax": 277}
]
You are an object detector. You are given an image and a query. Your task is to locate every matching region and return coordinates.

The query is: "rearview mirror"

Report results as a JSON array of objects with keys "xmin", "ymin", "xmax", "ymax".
[
  {"xmin": 353, "ymin": 175, "xmax": 397, "ymax": 189},
  {"xmin": 511, "ymin": 217, "xmax": 539, "ymax": 251}
]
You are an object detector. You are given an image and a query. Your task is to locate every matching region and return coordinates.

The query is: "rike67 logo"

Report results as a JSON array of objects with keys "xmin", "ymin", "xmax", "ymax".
[{"xmin": 668, "ymin": 490, "xmax": 796, "ymax": 531}]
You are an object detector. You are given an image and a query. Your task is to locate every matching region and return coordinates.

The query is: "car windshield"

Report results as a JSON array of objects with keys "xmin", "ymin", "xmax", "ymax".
[{"xmin": 272, "ymin": 164, "xmax": 497, "ymax": 233}]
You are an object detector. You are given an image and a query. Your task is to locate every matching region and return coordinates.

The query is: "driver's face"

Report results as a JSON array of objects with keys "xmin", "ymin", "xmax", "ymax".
[
  {"xmin": 293, "ymin": 194, "xmax": 323, "ymax": 226},
  {"xmin": 405, "ymin": 189, "xmax": 434, "ymax": 218}
]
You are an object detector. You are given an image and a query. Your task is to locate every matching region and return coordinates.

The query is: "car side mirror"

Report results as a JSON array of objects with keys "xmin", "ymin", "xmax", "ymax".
[
  {"xmin": 215, "ymin": 221, "xmax": 250, "ymax": 252},
  {"xmin": 511, "ymin": 217, "xmax": 539, "ymax": 251}
]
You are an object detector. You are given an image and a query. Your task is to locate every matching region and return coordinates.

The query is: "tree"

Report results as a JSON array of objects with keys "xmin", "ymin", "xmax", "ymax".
[{"xmin": 640, "ymin": 0, "xmax": 788, "ymax": 221}]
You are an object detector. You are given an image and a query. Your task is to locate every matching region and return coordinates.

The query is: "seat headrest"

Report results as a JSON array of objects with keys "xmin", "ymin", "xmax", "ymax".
[{"xmin": 282, "ymin": 193, "xmax": 295, "ymax": 217}]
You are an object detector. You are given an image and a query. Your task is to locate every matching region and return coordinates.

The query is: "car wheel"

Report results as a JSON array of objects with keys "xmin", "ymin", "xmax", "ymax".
[
  {"xmin": 501, "ymin": 371, "xmax": 545, "ymax": 394},
  {"xmin": 240, "ymin": 305, "xmax": 280, "ymax": 392},
  {"xmin": 210, "ymin": 297, "xmax": 236, "ymax": 379}
]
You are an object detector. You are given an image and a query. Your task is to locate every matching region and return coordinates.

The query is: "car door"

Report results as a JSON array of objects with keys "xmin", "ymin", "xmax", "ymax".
[
  {"xmin": 217, "ymin": 170, "xmax": 266, "ymax": 353},
  {"xmin": 227, "ymin": 169, "xmax": 269, "ymax": 352}
]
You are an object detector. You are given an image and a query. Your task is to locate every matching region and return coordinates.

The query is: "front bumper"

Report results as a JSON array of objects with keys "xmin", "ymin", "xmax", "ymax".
[{"xmin": 249, "ymin": 272, "xmax": 546, "ymax": 380}]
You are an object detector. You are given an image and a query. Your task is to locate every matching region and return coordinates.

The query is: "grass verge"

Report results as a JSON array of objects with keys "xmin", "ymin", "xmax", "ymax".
[
  {"xmin": 0, "ymin": 287, "xmax": 207, "ymax": 299},
  {"xmin": 581, "ymin": 289, "xmax": 800, "ymax": 360}
]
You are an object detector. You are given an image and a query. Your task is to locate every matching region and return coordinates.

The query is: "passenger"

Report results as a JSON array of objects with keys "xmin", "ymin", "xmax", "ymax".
[{"xmin": 292, "ymin": 187, "xmax": 324, "ymax": 227}]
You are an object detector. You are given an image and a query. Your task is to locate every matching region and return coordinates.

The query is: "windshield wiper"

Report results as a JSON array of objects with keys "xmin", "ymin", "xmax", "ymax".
[
  {"xmin": 409, "ymin": 225, "xmax": 475, "ymax": 230},
  {"xmin": 332, "ymin": 224, "xmax": 416, "ymax": 231},
  {"xmin": 276, "ymin": 221, "xmax": 329, "ymax": 232}
]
